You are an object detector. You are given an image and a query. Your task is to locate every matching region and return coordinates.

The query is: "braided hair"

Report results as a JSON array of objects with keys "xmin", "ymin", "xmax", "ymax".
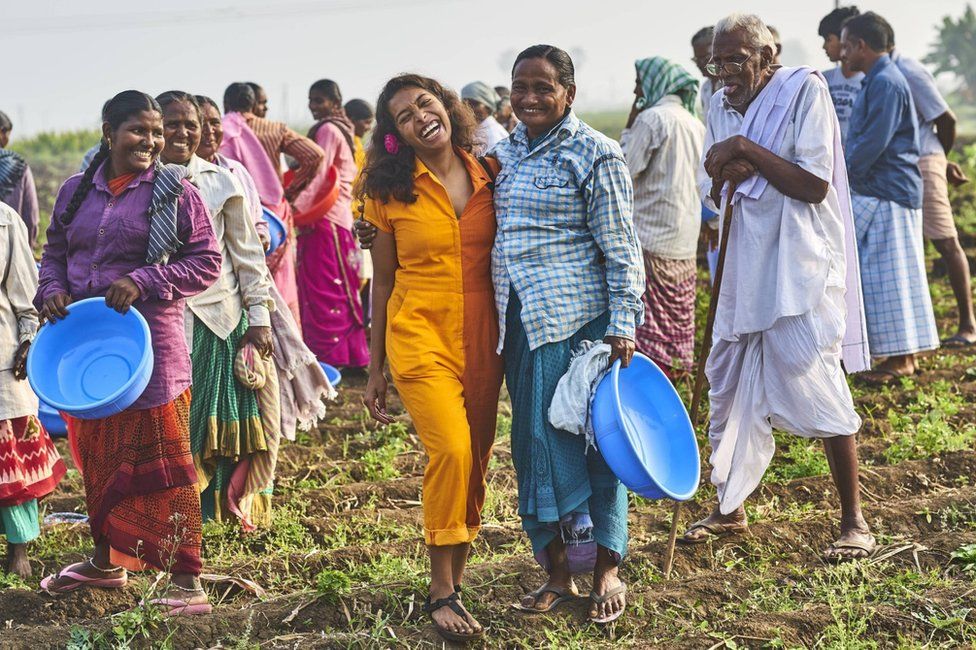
[{"xmin": 60, "ymin": 91, "xmax": 161, "ymax": 225}]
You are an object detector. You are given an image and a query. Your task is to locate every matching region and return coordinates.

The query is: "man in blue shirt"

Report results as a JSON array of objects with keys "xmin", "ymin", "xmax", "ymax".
[
  {"xmin": 890, "ymin": 45, "xmax": 976, "ymax": 349},
  {"xmin": 842, "ymin": 11, "xmax": 939, "ymax": 384}
]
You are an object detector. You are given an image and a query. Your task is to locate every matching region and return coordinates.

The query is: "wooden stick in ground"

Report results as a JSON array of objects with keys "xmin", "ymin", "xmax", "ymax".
[{"xmin": 663, "ymin": 183, "xmax": 737, "ymax": 579}]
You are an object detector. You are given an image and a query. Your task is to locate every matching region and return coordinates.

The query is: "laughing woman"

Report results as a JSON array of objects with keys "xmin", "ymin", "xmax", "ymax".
[
  {"xmin": 359, "ymin": 74, "xmax": 503, "ymax": 643},
  {"xmin": 36, "ymin": 91, "xmax": 221, "ymax": 614},
  {"xmin": 496, "ymin": 45, "xmax": 644, "ymax": 624},
  {"xmin": 155, "ymin": 91, "xmax": 278, "ymax": 528}
]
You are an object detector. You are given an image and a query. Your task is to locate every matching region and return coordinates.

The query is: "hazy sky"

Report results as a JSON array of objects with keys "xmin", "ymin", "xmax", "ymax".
[{"xmin": 4, "ymin": 0, "xmax": 968, "ymax": 136}]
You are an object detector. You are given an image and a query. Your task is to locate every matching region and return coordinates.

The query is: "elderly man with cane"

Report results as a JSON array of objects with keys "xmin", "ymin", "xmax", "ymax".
[{"xmin": 672, "ymin": 13, "xmax": 875, "ymax": 562}]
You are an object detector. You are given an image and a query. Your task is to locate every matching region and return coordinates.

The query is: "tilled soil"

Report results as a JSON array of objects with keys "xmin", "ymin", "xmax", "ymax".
[{"xmin": 2, "ymin": 342, "xmax": 976, "ymax": 648}]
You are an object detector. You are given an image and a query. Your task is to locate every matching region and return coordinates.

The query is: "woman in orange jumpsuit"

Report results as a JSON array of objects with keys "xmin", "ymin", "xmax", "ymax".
[{"xmin": 359, "ymin": 74, "xmax": 502, "ymax": 644}]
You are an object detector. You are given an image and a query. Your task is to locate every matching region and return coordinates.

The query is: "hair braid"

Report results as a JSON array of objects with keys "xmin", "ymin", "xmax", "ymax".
[{"xmin": 61, "ymin": 142, "xmax": 108, "ymax": 225}]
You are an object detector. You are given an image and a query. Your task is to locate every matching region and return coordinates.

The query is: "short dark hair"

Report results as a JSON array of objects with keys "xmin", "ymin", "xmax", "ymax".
[
  {"xmin": 223, "ymin": 82, "xmax": 255, "ymax": 113},
  {"xmin": 512, "ymin": 44, "xmax": 575, "ymax": 88},
  {"xmin": 344, "ymin": 98, "xmax": 373, "ymax": 121},
  {"xmin": 692, "ymin": 26, "xmax": 714, "ymax": 46},
  {"xmin": 156, "ymin": 91, "xmax": 200, "ymax": 119},
  {"xmin": 0, "ymin": 111, "xmax": 11, "ymax": 132},
  {"xmin": 310, "ymin": 79, "xmax": 343, "ymax": 105},
  {"xmin": 245, "ymin": 82, "xmax": 264, "ymax": 96},
  {"xmin": 842, "ymin": 11, "xmax": 892, "ymax": 52},
  {"xmin": 195, "ymin": 95, "xmax": 220, "ymax": 113},
  {"xmin": 818, "ymin": 5, "xmax": 859, "ymax": 38}
]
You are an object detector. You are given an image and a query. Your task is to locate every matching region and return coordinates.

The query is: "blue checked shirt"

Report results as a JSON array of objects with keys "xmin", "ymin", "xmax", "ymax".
[{"xmin": 490, "ymin": 111, "xmax": 645, "ymax": 353}]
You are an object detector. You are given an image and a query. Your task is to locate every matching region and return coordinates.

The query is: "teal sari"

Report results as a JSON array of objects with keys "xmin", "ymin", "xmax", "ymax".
[{"xmin": 504, "ymin": 289, "xmax": 628, "ymax": 572}]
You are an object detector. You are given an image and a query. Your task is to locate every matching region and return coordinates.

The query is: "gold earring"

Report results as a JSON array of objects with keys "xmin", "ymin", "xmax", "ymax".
[{"xmin": 106, "ymin": 138, "xmax": 112, "ymax": 150}]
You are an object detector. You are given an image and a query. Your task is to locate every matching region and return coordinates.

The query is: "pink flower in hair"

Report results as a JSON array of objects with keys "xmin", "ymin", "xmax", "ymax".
[{"xmin": 384, "ymin": 134, "xmax": 400, "ymax": 155}]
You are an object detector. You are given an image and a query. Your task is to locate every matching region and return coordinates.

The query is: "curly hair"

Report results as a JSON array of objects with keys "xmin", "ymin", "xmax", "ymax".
[{"xmin": 357, "ymin": 74, "xmax": 476, "ymax": 205}]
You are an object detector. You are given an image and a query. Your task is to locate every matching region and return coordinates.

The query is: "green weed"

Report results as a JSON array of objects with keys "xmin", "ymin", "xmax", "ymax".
[
  {"xmin": 765, "ymin": 432, "xmax": 830, "ymax": 482},
  {"xmin": 0, "ymin": 572, "xmax": 30, "ymax": 589},
  {"xmin": 884, "ymin": 407, "xmax": 976, "ymax": 464},
  {"xmin": 314, "ymin": 568, "xmax": 353, "ymax": 603},
  {"xmin": 951, "ymin": 543, "xmax": 976, "ymax": 577}
]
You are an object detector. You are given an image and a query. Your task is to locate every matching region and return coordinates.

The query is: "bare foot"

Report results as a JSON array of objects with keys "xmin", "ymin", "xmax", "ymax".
[
  {"xmin": 823, "ymin": 520, "xmax": 875, "ymax": 562},
  {"xmin": 589, "ymin": 547, "xmax": 626, "ymax": 622},
  {"xmin": 681, "ymin": 505, "xmax": 748, "ymax": 544},
  {"xmin": 6, "ymin": 543, "xmax": 31, "ymax": 578}
]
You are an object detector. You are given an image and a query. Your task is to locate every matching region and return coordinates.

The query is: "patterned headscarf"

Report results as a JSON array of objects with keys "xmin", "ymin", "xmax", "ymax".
[
  {"xmin": 0, "ymin": 149, "xmax": 26, "ymax": 198},
  {"xmin": 634, "ymin": 57, "xmax": 700, "ymax": 115}
]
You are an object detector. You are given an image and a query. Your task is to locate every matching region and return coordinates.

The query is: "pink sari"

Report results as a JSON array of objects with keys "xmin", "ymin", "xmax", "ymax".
[{"xmin": 295, "ymin": 119, "xmax": 369, "ymax": 367}]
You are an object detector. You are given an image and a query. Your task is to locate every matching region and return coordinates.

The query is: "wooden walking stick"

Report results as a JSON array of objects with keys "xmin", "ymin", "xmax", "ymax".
[{"xmin": 662, "ymin": 182, "xmax": 736, "ymax": 579}]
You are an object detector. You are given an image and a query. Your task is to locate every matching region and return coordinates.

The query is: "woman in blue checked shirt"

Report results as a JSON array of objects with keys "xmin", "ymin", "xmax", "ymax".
[{"xmin": 497, "ymin": 45, "xmax": 645, "ymax": 624}]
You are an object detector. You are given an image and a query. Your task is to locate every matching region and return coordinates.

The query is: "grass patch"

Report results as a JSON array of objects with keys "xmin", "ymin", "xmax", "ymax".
[
  {"xmin": 765, "ymin": 432, "xmax": 830, "ymax": 482},
  {"xmin": 884, "ymin": 408, "xmax": 976, "ymax": 464}
]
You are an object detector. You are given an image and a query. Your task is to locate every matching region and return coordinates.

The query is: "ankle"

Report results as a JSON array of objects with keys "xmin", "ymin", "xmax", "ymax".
[
  {"xmin": 429, "ymin": 579, "xmax": 456, "ymax": 597},
  {"xmin": 171, "ymin": 574, "xmax": 201, "ymax": 591},
  {"xmin": 840, "ymin": 514, "xmax": 869, "ymax": 530}
]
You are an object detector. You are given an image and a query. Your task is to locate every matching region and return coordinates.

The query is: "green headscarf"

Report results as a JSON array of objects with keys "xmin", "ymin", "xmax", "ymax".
[{"xmin": 634, "ymin": 57, "xmax": 700, "ymax": 115}]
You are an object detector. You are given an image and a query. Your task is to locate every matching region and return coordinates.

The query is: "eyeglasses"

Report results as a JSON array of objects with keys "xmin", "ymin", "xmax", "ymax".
[{"xmin": 705, "ymin": 51, "xmax": 756, "ymax": 77}]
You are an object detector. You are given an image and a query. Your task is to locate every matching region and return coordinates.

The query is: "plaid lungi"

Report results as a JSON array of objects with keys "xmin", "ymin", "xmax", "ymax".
[
  {"xmin": 852, "ymin": 194, "xmax": 938, "ymax": 357},
  {"xmin": 634, "ymin": 252, "xmax": 697, "ymax": 372}
]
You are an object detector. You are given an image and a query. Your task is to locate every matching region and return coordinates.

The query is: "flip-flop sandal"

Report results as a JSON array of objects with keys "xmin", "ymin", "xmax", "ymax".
[
  {"xmin": 822, "ymin": 534, "xmax": 877, "ymax": 563},
  {"xmin": 856, "ymin": 369, "xmax": 913, "ymax": 387},
  {"xmin": 511, "ymin": 584, "xmax": 579, "ymax": 613},
  {"xmin": 423, "ymin": 591, "xmax": 484, "ymax": 643},
  {"xmin": 589, "ymin": 584, "xmax": 627, "ymax": 624},
  {"xmin": 942, "ymin": 335, "xmax": 976, "ymax": 349},
  {"xmin": 678, "ymin": 520, "xmax": 748, "ymax": 545},
  {"xmin": 40, "ymin": 559, "xmax": 127, "ymax": 595},
  {"xmin": 146, "ymin": 596, "xmax": 213, "ymax": 617}
]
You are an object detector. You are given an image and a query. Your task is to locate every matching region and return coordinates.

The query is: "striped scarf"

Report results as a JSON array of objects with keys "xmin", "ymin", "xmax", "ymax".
[
  {"xmin": 0, "ymin": 150, "xmax": 26, "ymax": 198},
  {"xmin": 634, "ymin": 57, "xmax": 700, "ymax": 115},
  {"xmin": 146, "ymin": 162, "xmax": 188, "ymax": 265}
]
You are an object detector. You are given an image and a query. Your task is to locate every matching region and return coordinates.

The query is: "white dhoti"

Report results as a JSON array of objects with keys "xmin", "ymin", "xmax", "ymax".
[{"xmin": 707, "ymin": 288, "xmax": 862, "ymax": 514}]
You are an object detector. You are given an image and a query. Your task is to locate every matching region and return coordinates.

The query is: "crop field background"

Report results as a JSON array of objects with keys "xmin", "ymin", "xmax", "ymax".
[{"xmin": 2, "ymin": 125, "xmax": 976, "ymax": 648}]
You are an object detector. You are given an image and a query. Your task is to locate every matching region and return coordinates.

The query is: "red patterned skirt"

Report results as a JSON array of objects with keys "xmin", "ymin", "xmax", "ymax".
[
  {"xmin": 65, "ymin": 389, "xmax": 202, "ymax": 575},
  {"xmin": 634, "ymin": 252, "xmax": 697, "ymax": 376},
  {"xmin": 0, "ymin": 415, "xmax": 66, "ymax": 508}
]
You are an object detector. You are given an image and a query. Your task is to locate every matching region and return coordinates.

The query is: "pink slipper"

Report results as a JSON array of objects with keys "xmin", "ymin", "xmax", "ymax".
[
  {"xmin": 40, "ymin": 560, "xmax": 127, "ymax": 595},
  {"xmin": 147, "ymin": 596, "xmax": 212, "ymax": 617}
]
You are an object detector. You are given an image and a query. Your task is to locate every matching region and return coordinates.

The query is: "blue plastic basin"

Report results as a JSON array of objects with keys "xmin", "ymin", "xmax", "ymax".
[
  {"xmin": 262, "ymin": 207, "xmax": 287, "ymax": 256},
  {"xmin": 38, "ymin": 400, "xmax": 67, "ymax": 437},
  {"xmin": 590, "ymin": 352, "xmax": 700, "ymax": 501},
  {"xmin": 27, "ymin": 297, "xmax": 154, "ymax": 420},
  {"xmin": 319, "ymin": 362, "xmax": 342, "ymax": 387}
]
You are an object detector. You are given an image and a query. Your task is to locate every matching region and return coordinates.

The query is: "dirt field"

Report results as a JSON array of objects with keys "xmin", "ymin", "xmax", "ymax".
[
  {"xmin": 3, "ymin": 303, "xmax": 976, "ymax": 648},
  {"xmin": 2, "ymin": 153, "xmax": 976, "ymax": 648}
]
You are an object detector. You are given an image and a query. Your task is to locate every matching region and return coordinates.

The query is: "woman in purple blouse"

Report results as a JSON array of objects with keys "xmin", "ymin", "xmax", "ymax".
[{"xmin": 35, "ymin": 91, "xmax": 222, "ymax": 616}]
